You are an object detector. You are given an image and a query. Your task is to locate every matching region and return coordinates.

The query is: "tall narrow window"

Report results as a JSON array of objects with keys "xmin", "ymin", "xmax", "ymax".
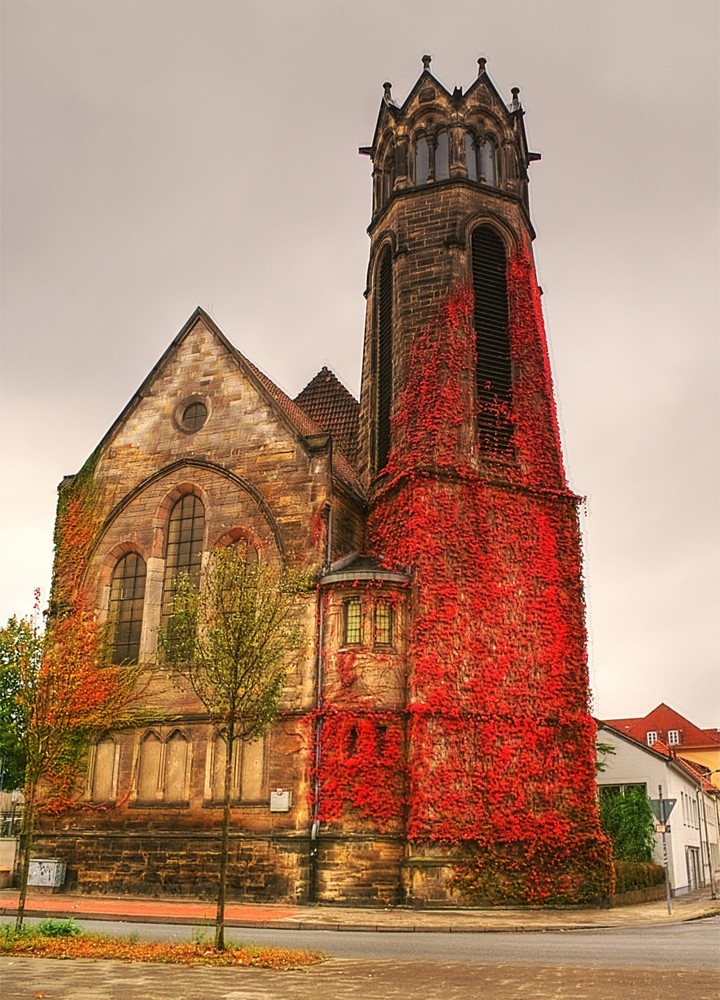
[
  {"xmin": 464, "ymin": 132, "xmax": 478, "ymax": 181},
  {"xmin": 162, "ymin": 494, "xmax": 205, "ymax": 620},
  {"xmin": 374, "ymin": 600, "xmax": 393, "ymax": 646},
  {"xmin": 471, "ymin": 226, "xmax": 513, "ymax": 455},
  {"xmin": 414, "ymin": 135, "xmax": 430, "ymax": 185},
  {"xmin": 109, "ymin": 552, "xmax": 146, "ymax": 663},
  {"xmin": 344, "ymin": 597, "xmax": 362, "ymax": 645},
  {"xmin": 376, "ymin": 248, "xmax": 393, "ymax": 472},
  {"xmin": 434, "ymin": 131, "xmax": 449, "ymax": 180},
  {"xmin": 480, "ymin": 138, "xmax": 498, "ymax": 186}
]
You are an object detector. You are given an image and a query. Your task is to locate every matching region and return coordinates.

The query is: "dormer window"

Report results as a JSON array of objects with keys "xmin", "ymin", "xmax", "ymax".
[
  {"xmin": 646, "ymin": 731, "xmax": 658, "ymax": 747},
  {"xmin": 667, "ymin": 729, "xmax": 681, "ymax": 746}
]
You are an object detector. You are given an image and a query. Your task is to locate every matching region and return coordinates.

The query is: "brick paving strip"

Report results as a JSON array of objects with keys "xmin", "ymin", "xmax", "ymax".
[
  {"xmin": 1, "ymin": 887, "xmax": 718, "ymax": 933},
  {"xmin": 2, "ymin": 957, "xmax": 719, "ymax": 1000}
]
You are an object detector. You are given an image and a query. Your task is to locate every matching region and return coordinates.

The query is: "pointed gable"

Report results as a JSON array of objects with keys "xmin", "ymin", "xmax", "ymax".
[
  {"xmin": 603, "ymin": 703, "xmax": 720, "ymax": 750},
  {"xmin": 90, "ymin": 308, "xmax": 363, "ymax": 498},
  {"xmin": 294, "ymin": 367, "xmax": 360, "ymax": 468}
]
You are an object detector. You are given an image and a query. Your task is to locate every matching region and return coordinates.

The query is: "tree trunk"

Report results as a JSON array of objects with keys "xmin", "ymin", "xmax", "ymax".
[
  {"xmin": 214, "ymin": 721, "xmax": 235, "ymax": 951},
  {"xmin": 15, "ymin": 781, "xmax": 37, "ymax": 931}
]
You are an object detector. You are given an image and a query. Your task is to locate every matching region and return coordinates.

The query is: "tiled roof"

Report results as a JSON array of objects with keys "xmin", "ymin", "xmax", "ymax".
[
  {"xmin": 603, "ymin": 703, "xmax": 720, "ymax": 749},
  {"xmin": 241, "ymin": 357, "xmax": 363, "ymax": 496},
  {"xmin": 294, "ymin": 367, "xmax": 360, "ymax": 469}
]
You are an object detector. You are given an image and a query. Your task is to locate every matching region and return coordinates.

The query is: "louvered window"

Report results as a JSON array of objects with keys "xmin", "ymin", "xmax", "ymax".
[
  {"xmin": 109, "ymin": 552, "xmax": 146, "ymax": 664},
  {"xmin": 471, "ymin": 226, "xmax": 513, "ymax": 455},
  {"xmin": 376, "ymin": 248, "xmax": 393, "ymax": 472}
]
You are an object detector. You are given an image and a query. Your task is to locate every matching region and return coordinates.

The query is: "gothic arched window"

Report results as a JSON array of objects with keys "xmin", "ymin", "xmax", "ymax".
[
  {"xmin": 162, "ymin": 493, "xmax": 205, "ymax": 620},
  {"xmin": 480, "ymin": 138, "xmax": 498, "ymax": 186},
  {"xmin": 434, "ymin": 130, "xmax": 449, "ymax": 180},
  {"xmin": 464, "ymin": 132, "xmax": 478, "ymax": 181},
  {"xmin": 414, "ymin": 135, "xmax": 430, "ymax": 185},
  {"xmin": 471, "ymin": 226, "xmax": 513, "ymax": 455},
  {"xmin": 380, "ymin": 146, "xmax": 395, "ymax": 208},
  {"xmin": 376, "ymin": 247, "xmax": 393, "ymax": 473},
  {"xmin": 109, "ymin": 552, "xmax": 146, "ymax": 664}
]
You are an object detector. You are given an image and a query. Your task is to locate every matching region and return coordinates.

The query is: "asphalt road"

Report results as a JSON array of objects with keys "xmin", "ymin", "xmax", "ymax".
[{"xmin": 1, "ymin": 917, "xmax": 718, "ymax": 1000}]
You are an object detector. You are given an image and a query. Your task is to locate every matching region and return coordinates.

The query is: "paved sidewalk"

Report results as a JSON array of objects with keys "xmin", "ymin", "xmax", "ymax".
[{"xmin": 1, "ymin": 886, "xmax": 718, "ymax": 933}]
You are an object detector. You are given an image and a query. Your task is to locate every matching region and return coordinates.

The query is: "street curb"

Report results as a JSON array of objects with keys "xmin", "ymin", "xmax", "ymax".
[{"xmin": 1, "ymin": 904, "xmax": 717, "ymax": 934}]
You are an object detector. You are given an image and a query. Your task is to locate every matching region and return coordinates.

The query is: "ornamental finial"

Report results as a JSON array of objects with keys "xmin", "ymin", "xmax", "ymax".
[
  {"xmin": 511, "ymin": 86, "xmax": 521, "ymax": 110},
  {"xmin": 477, "ymin": 57, "xmax": 487, "ymax": 76},
  {"xmin": 383, "ymin": 81, "xmax": 393, "ymax": 103},
  {"xmin": 422, "ymin": 54, "xmax": 432, "ymax": 72}
]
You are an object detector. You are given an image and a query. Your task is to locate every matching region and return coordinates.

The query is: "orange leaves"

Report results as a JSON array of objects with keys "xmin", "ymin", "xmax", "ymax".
[{"xmin": 1, "ymin": 932, "xmax": 323, "ymax": 968}]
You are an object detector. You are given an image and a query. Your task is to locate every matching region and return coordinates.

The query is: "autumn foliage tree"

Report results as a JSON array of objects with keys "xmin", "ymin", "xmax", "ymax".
[
  {"xmin": 6, "ymin": 457, "xmax": 143, "ymax": 929},
  {"xmin": 160, "ymin": 546, "xmax": 305, "ymax": 950},
  {"xmin": 3, "ymin": 594, "xmax": 142, "ymax": 930}
]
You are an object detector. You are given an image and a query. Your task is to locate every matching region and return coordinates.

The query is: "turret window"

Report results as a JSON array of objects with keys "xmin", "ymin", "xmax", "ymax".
[
  {"xmin": 471, "ymin": 226, "xmax": 513, "ymax": 455},
  {"xmin": 464, "ymin": 133, "xmax": 478, "ymax": 181},
  {"xmin": 414, "ymin": 135, "xmax": 430, "ymax": 185},
  {"xmin": 434, "ymin": 131, "xmax": 449, "ymax": 181},
  {"xmin": 479, "ymin": 139, "xmax": 498, "ymax": 186}
]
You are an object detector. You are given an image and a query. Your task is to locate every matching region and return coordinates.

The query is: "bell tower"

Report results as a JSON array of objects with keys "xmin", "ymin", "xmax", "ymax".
[{"xmin": 355, "ymin": 57, "xmax": 612, "ymax": 905}]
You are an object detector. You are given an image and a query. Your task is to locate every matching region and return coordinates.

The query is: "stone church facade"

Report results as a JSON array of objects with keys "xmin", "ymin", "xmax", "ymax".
[{"xmin": 37, "ymin": 58, "xmax": 612, "ymax": 906}]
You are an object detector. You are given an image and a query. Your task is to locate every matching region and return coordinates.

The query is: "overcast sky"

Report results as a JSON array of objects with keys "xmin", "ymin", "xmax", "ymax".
[{"xmin": 1, "ymin": 0, "xmax": 718, "ymax": 728}]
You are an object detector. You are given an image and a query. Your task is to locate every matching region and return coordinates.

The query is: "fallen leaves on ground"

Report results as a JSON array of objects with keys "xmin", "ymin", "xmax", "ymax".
[{"xmin": 1, "ymin": 933, "xmax": 323, "ymax": 969}]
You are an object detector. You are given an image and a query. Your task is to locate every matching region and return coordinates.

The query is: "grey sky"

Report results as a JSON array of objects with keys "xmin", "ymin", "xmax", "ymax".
[{"xmin": 1, "ymin": 0, "xmax": 718, "ymax": 727}]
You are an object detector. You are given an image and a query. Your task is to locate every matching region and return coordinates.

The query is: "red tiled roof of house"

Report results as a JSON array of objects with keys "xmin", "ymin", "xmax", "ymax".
[
  {"xmin": 602, "ymin": 703, "xmax": 720, "ymax": 750},
  {"xmin": 294, "ymin": 367, "xmax": 360, "ymax": 469}
]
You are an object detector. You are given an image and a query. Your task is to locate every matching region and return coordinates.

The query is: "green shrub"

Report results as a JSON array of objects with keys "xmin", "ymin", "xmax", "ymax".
[
  {"xmin": 599, "ymin": 787, "xmax": 655, "ymax": 862},
  {"xmin": 614, "ymin": 861, "xmax": 665, "ymax": 894},
  {"xmin": 36, "ymin": 918, "xmax": 81, "ymax": 938}
]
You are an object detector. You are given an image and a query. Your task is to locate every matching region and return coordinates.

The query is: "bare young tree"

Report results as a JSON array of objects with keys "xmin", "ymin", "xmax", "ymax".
[{"xmin": 160, "ymin": 546, "xmax": 305, "ymax": 950}]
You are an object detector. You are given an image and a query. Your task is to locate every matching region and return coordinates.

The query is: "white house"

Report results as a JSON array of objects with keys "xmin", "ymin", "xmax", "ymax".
[{"xmin": 597, "ymin": 723, "xmax": 719, "ymax": 895}]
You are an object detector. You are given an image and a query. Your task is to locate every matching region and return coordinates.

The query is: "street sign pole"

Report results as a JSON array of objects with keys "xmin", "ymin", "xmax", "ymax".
[{"xmin": 658, "ymin": 784, "xmax": 672, "ymax": 915}]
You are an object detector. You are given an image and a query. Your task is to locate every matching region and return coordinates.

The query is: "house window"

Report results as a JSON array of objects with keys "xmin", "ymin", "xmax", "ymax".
[
  {"xmin": 344, "ymin": 598, "xmax": 362, "ymax": 645},
  {"xmin": 668, "ymin": 729, "xmax": 681, "ymax": 746},
  {"xmin": 109, "ymin": 552, "xmax": 146, "ymax": 664},
  {"xmin": 646, "ymin": 731, "xmax": 658, "ymax": 747},
  {"xmin": 162, "ymin": 494, "xmax": 205, "ymax": 620},
  {"xmin": 374, "ymin": 600, "xmax": 393, "ymax": 646},
  {"xmin": 375, "ymin": 247, "xmax": 393, "ymax": 472},
  {"xmin": 471, "ymin": 225, "xmax": 513, "ymax": 455}
]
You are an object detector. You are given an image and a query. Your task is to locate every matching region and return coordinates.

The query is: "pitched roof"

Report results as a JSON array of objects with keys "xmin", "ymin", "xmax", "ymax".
[
  {"xmin": 603, "ymin": 703, "xmax": 720, "ymax": 750},
  {"xmin": 294, "ymin": 366, "xmax": 360, "ymax": 468},
  {"xmin": 89, "ymin": 308, "xmax": 363, "ymax": 498},
  {"xmin": 597, "ymin": 721, "xmax": 715, "ymax": 790}
]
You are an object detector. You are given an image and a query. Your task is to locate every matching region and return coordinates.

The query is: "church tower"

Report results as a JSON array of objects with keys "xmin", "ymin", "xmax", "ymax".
[{"xmin": 356, "ymin": 57, "xmax": 612, "ymax": 904}]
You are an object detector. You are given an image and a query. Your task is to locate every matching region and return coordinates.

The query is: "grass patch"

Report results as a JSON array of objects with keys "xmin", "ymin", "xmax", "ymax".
[{"xmin": 0, "ymin": 925, "xmax": 323, "ymax": 969}]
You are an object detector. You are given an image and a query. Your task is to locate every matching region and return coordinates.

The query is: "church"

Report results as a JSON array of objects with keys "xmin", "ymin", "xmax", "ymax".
[{"xmin": 37, "ymin": 57, "xmax": 613, "ymax": 906}]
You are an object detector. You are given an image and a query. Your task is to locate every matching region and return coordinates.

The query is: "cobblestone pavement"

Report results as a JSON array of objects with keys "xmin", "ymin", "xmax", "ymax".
[{"xmin": 2, "ymin": 957, "xmax": 719, "ymax": 1000}]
